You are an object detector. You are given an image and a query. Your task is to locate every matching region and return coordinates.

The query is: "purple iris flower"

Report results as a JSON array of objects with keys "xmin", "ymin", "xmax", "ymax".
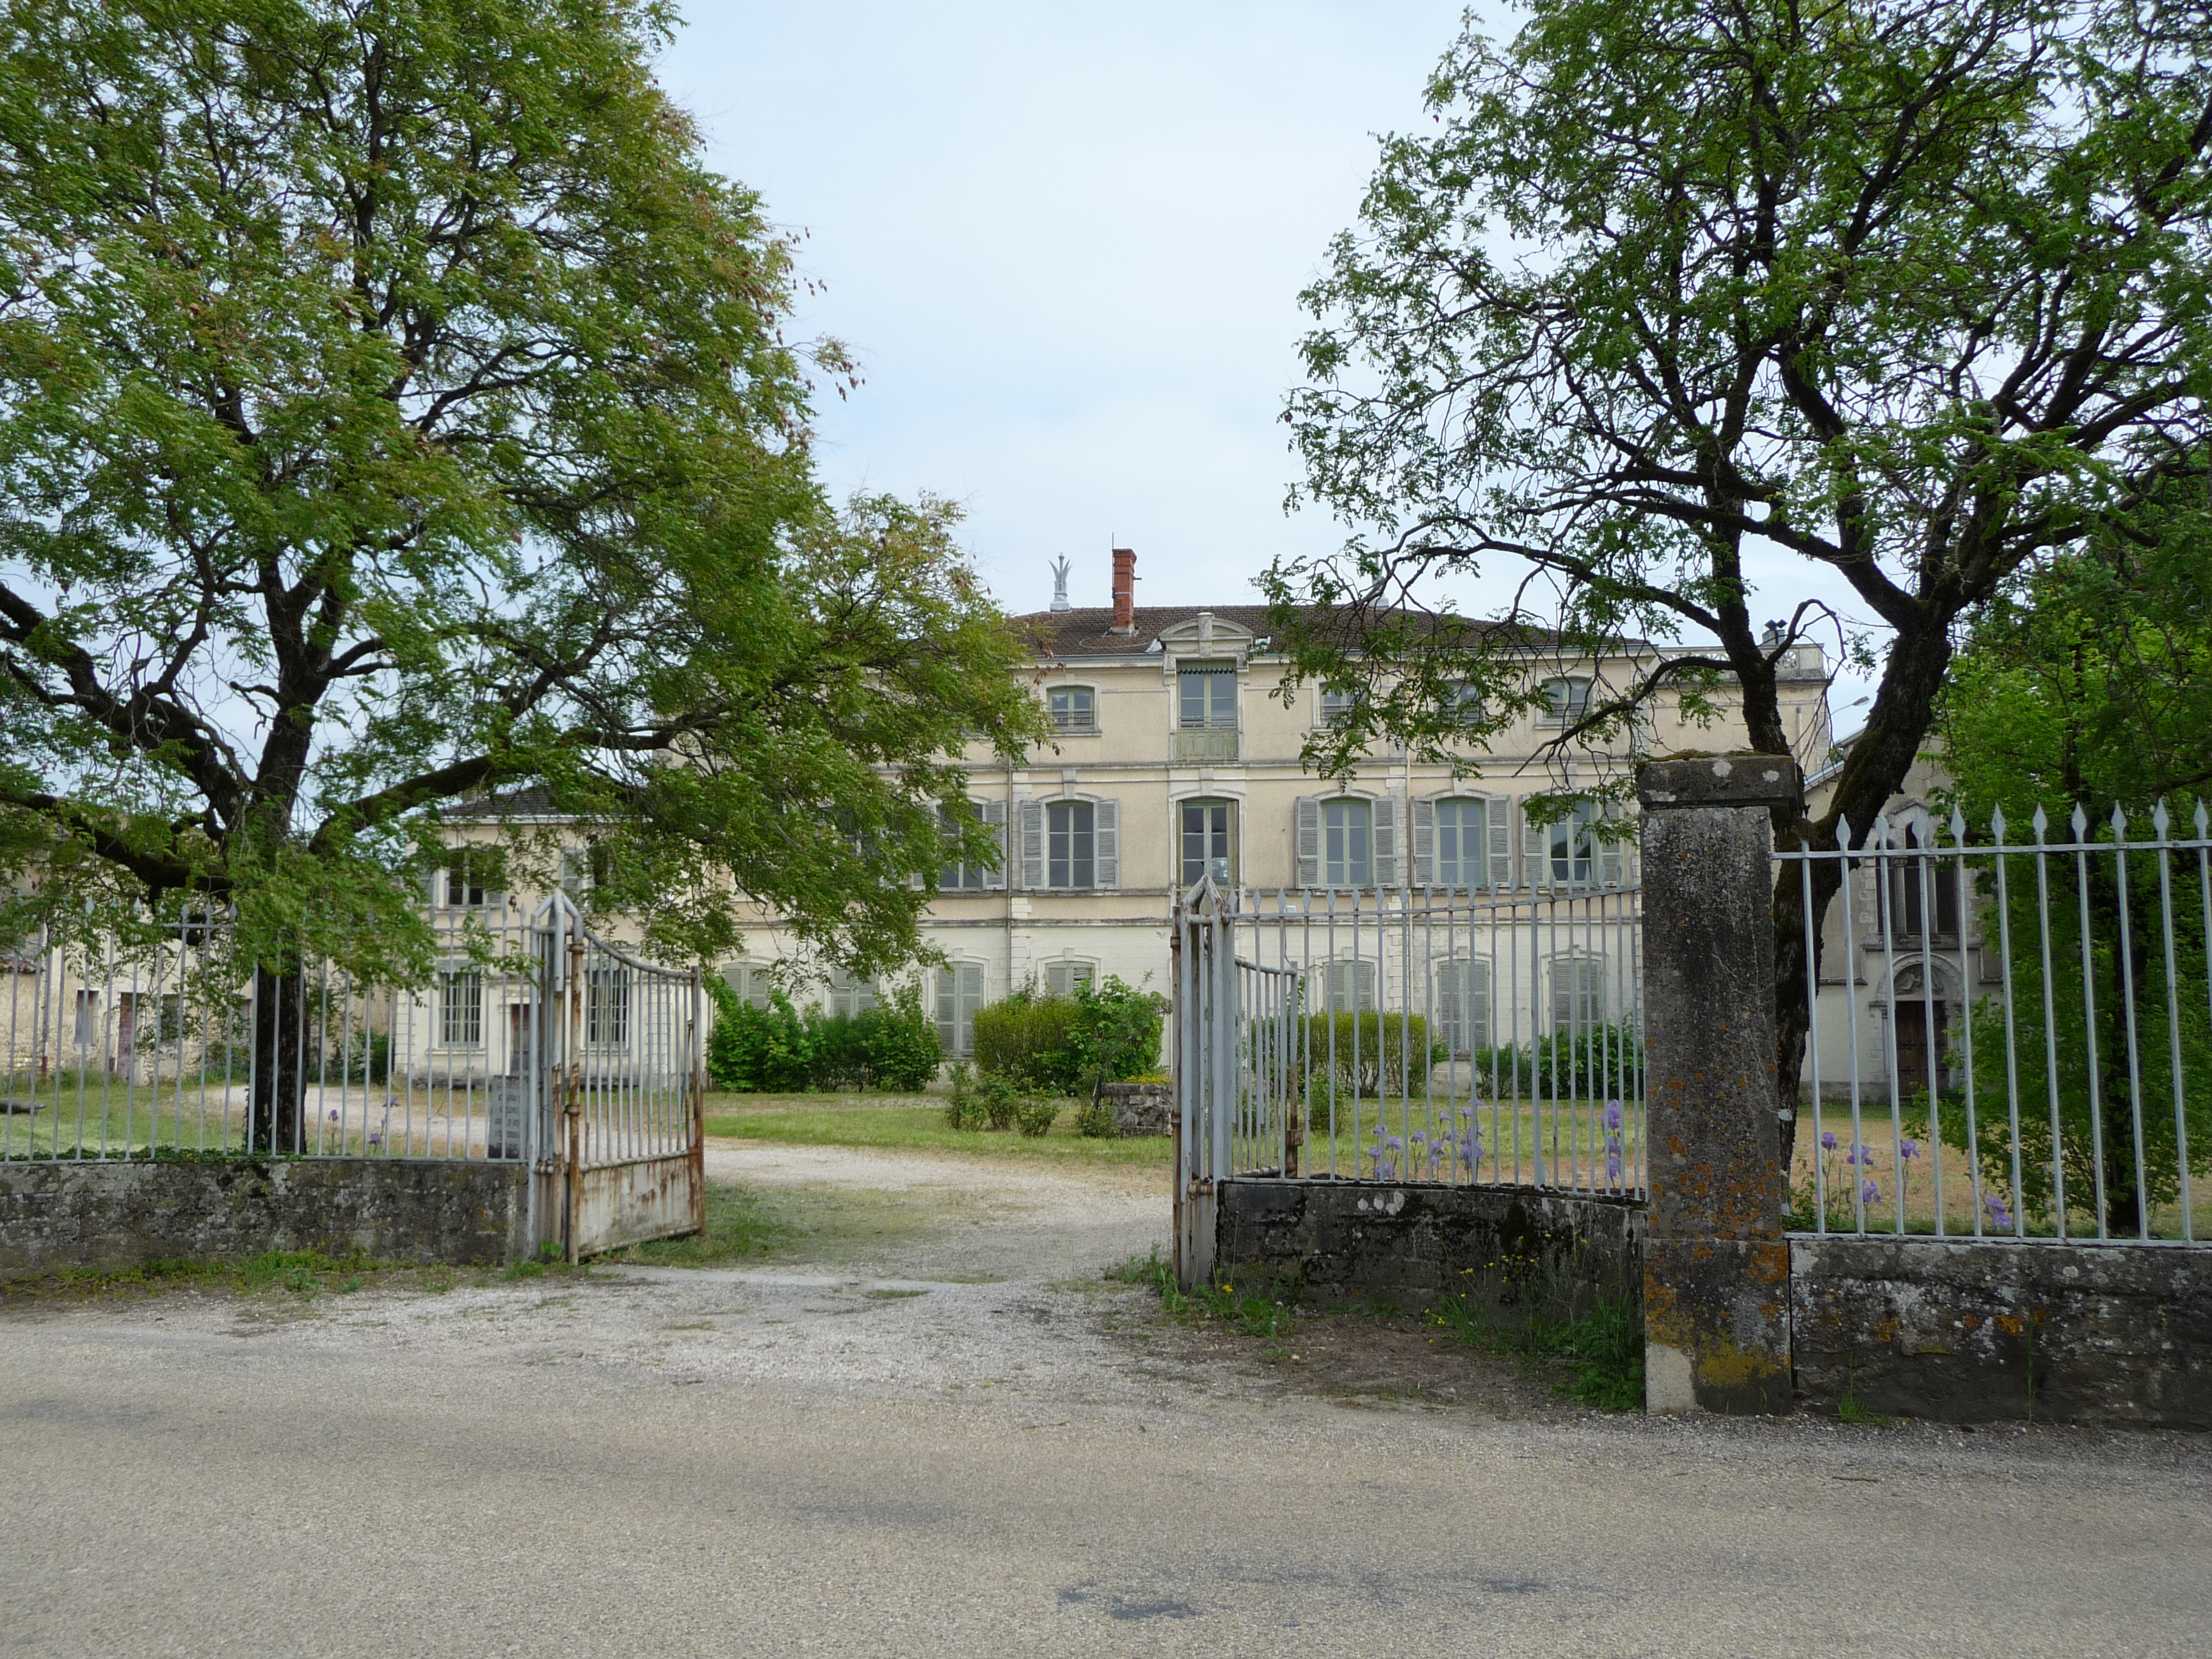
[
  {"xmin": 328, "ymin": 1109, "xmax": 340, "ymax": 1122},
  {"xmin": 367, "ymin": 1132, "xmax": 382, "ymax": 1146},
  {"xmin": 1820, "ymin": 1131, "xmax": 1838, "ymax": 1151},
  {"xmin": 1900, "ymin": 1137, "xmax": 1919, "ymax": 1160},
  {"xmin": 1861, "ymin": 1179, "xmax": 1880, "ymax": 1204},
  {"xmin": 1982, "ymin": 1192, "xmax": 2014, "ymax": 1231},
  {"xmin": 1603, "ymin": 1099, "xmax": 1624, "ymax": 1130}
]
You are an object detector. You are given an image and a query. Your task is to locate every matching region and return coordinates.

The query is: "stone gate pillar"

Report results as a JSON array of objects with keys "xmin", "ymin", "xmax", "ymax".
[{"xmin": 1637, "ymin": 753, "xmax": 1802, "ymax": 1413}]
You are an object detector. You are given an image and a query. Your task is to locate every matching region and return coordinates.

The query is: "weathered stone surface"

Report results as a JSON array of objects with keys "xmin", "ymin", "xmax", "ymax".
[
  {"xmin": 1791, "ymin": 1235, "xmax": 2212, "ymax": 1429},
  {"xmin": 1098, "ymin": 1081, "xmax": 1173, "ymax": 1138},
  {"xmin": 0, "ymin": 1158, "xmax": 531, "ymax": 1277},
  {"xmin": 1215, "ymin": 1178, "xmax": 1644, "ymax": 1305},
  {"xmin": 1638, "ymin": 753, "xmax": 1800, "ymax": 1414}
]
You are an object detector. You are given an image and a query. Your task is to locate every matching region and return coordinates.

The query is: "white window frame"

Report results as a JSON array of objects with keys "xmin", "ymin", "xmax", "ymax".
[
  {"xmin": 1536, "ymin": 676, "xmax": 1593, "ymax": 728},
  {"xmin": 438, "ymin": 966, "xmax": 485, "ymax": 1048},
  {"xmin": 1048, "ymin": 684, "xmax": 1098, "ymax": 734},
  {"xmin": 1178, "ymin": 797, "xmax": 1237, "ymax": 888},
  {"xmin": 935, "ymin": 960, "xmax": 984, "ymax": 1058},
  {"xmin": 1043, "ymin": 959, "xmax": 1096, "ymax": 1000}
]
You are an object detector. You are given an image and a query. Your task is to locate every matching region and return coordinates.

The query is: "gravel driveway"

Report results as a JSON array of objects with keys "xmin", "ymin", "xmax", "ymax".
[{"xmin": 4, "ymin": 1140, "xmax": 2207, "ymax": 1656}]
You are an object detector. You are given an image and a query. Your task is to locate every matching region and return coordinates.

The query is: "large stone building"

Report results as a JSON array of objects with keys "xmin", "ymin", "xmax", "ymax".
[{"xmin": 726, "ymin": 549, "xmax": 1838, "ymax": 1058}]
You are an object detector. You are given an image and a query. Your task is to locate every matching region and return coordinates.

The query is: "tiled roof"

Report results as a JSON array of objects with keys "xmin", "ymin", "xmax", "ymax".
[{"xmin": 1015, "ymin": 605, "xmax": 1571, "ymax": 659}]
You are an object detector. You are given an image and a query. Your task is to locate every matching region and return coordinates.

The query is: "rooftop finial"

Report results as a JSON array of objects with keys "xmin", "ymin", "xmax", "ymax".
[{"xmin": 1049, "ymin": 554, "xmax": 1071, "ymax": 613}]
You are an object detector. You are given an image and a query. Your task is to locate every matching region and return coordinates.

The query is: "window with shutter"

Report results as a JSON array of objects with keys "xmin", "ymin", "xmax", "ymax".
[
  {"xmin": 1044, "ymin": 959, "xmax": 1096, "ymax": 998},
  {"xmin": 1093, "ymin": 799, "xmax": 1119, "ymax": 889},
  {"xmin": 1321, "ymin": 959, "xmax": 1377, "ymax": 1013},
  {"xmin": 1321, "ymin": 798, "xmax": 1372, "ymax": 886},
  {"xmin": 721, "ymin": 963, "xmax": 773, "ymax": 1010},
  {"xmin": 982, "ymin": 800, "xmax": 1009, "ymax": 890},
  {"xmin": 1550, "ymin": 956, "xmax": 1608, "ymax": 1030},
  {"xmin": 935, "ymin": 961, "xmax": 983, "ymax": 1057},
  {"xmin": 1295, "ymin": 796, "xmax": 1321, "ymax": 886},
  {"xmin": 938, "ymin": 805, "xmax": 988, "ymax": 890},
  {"xmin": 1018, "ymin": 799, "xmax": 1045, "ymax": 889},
  {"xmin": 1373, "ymin": 795, "xmax": 1400, "ymax": 887},
  {"xmin": 1410, "ymin": 797, "xmax": 1436, "ymax": 886},
  {"xmin": 826, "ymin": 969, "xmax": 879, "ymax": 1020},
  {"xmin": 1433, "ymin": 798, "xmax": 1493, "ymax": 889},
  {"xmin": 1047, "ymin": 800, "xmax": 1095, "ymax": 888},
  {"xmin": 1436, "ymin": 958, "xmax": 1493, "ymax": 1056},
  {"xmin": 1529, "ymin": 802, "xmax": 1620, "ymax": 888}
]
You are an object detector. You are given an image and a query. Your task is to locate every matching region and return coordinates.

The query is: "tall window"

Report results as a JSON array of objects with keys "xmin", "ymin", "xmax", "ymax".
[
  {"xmin": 1320, "ymin": 959, "xmax": 1377, "ymax": 1013},
  {"xmin": 940, "ymin": 804, "xmax": 988, "ymax": 890},
  {"xmin": 1436, "ymin": 959, "xmax": 1493, "ymax": 1056},
  {"xmin": 1180, "ymin": 799, "xmax": 1235, "ymax": 886},
  {"xmin": 826, "ymin": 969, "xmax": 879, "ymax": 1020},
  {"xmin": 1178, "ymin": 662, "xmax": 1237, "ymax": 729},
  {"xmin": 586, "ymin": 966, "xmax": 629, "ymax": 1046},
  {"xmin": 444, "ymin": 857, "xmax": 486, "ymax": 908},
  {"xmin": 1550, "ymin": 957, "xmax": 1607, "ymax": 1030},
  {"xmin": 1549, "ymin": 803, "xmax": 1603, "ymax": 886},
  {"xmin": 1048, "ymin": 685, "xmax": 1096, "ymax": 733},
  {"xmin": 1435, "ymin": 798, "xmax": 1490, "ymax": 888},
  {"xmin": 1048, "ymin": 800, "xmax": 1095, "ymax": 889},
  {"xmin": 1318, "ymin": 685, "xmax": 1357, "ymax": 726},
  {"xmin": 1537, "ymin": 677, "xmax": 1592, "ymax": 728},
  {"xmin": 1880, "ymin": 827, "xmax": 1961, "ymax": 940},
  {"xmin": 936, "ymin": 961, "xmax": 983, "ymax": 1057},
  {"xmin": 721, "ymin": 963, "xmax": 773, "ymax": 1010},
  {"xmin": 440, "ymin": 969, "xmax": 484, "ymax": 1046},
  {"xmin": 1044, "ymin": 960, "xmax": 1095, "ymax": 999},
  {"xmin": 1323, "ymin": 798, "xmax": 1372, "ymax": 887}
]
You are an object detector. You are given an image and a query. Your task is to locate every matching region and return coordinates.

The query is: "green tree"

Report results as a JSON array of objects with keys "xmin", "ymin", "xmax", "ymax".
[
  {"xmin": 1266, "ymin": 0, "xmax": 2212, "ymax": 1160},
  {"xmin": 1934, "ymin": 500, "xmax": 2212, "ymax": 1233},
  {"xmin": 0, "ymin": 0, "xmax": 1041, "ymax": 1149}
]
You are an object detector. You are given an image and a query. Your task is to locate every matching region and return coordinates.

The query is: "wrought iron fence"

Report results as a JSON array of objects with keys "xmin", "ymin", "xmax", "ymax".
[
  {"xmin": 1, "ymin": 895, "xmax": 698, "ymax": 1173},
  {"xmin": 1786, "ymin": 803, "xmax": 2210, "ymax": 1245},
  {"xmin": 1176, "ymin": 877, "xmax": 1646, "ymax": 1197}
]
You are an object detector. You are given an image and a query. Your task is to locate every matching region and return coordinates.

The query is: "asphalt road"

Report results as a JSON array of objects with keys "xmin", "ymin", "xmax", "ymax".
[{"xmin": 4, "ymin": 1151, "xmax": 2207, "ymax": 1657}]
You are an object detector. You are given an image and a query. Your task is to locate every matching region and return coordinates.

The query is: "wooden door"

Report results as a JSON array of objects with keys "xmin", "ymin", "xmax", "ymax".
[{"xmin": 1893, "ymin": 1002, "xmax": 1944, "ymax": 1096}]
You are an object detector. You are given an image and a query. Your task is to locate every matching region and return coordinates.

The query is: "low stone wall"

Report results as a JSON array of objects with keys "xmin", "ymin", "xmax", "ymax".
[
  {"xmin": 1790, "ymin": 1235, "xmax": 2212, "ymax": 1429},
  {"xmin": 1097, "ymin": 1081, "xmax": 1172, "ymax": 1137},
  {"xmin": 0, "ymin": 1157, "xmax": 532, "ymax": 1278},
  {"xmin": 1216, "ymin": 1178, "xmax": 1645, "ymax": 1305}
]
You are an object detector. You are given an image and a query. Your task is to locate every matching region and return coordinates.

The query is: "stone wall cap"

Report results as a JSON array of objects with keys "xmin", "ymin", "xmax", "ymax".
[{"xmin": 1637, "ymin": 753, "xmax": 1802, "ymax": 810}]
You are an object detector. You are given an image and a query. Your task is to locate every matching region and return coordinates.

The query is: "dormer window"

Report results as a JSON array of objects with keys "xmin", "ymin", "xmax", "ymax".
[
  {"xmin": 1048, "ymin": 685, "xmax": 1096, "ymax": 733},
  {"xmin": 1177, "ymin": 662, "xmax": 1237, "ymax": 730}
]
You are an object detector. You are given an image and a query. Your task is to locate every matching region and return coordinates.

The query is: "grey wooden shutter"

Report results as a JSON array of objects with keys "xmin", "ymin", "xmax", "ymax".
[
  {"xmin": 982, "ymin": 800, "xmax": 1009, "ymax": 890},
  {"xmin": 1598, "ymin": 808, "xmax": 1625, "ymax": 885},
  {"xmin": 1487, "ymin": 799, "xmax": 1514, "ymax": 890},
  {"xmin": 1294, "ymin": 796, "xmax": 1320, "ymax": 887},
  {"xmin": 1093, "ymin": 799, "xmax": 1119, "ymax": 890},
  {"xmin": 1018, "ymin": 799, "xmax": 1045, "ymax": 889},
  {"xmin": 428, "ymin": 865, "xmax": 444, "ymax": 908},
  {"xmin": 934, "ymin": 966, "xmax": 958, "ymax": 1054},
  {"xmin": 1523, "ymin": 806, "xmax": 1548, "ymax": 889},
  {"xmin": 1411, "ymin": 796, "xmax": 1436, "ymax": 887},
  {"xmin": 1372, "ymin": 794, "xmax": 1400, "ymax": 888}
]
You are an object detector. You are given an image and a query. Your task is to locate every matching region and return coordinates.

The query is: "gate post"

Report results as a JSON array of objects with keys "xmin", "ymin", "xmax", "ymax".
[{"xmin": 1637, "ymin": 753, "xmax": 1801, "ymax": 1414}]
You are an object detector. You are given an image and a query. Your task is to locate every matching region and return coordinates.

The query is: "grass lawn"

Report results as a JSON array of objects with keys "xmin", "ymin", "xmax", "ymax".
[{"xmin": 702, "ymin": 1090, "xmax": 1171, "ymax": 1169}]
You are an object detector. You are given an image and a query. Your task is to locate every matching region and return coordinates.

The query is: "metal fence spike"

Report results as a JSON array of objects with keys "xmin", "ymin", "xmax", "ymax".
[{"xmin": 2152, "ymin": 799, "xmax": 2170, "ymax": 837}]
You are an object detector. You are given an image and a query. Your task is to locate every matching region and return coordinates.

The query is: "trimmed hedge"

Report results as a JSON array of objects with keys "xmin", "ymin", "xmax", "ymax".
[{"xmin": 972, "ymin": 975, "xmax": 1168, "ymax": 1093}]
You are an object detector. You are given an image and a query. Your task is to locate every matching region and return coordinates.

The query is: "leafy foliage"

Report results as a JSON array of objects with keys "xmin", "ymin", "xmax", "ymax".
[
  {"xmin": 1297, "ymin": 1012, "xmax": 1440, "ymax": 1102},
  {"xmin": 972, "ymin": 975, "xmax": 1170, "ymax": 1094},
  {"xmin": 1066, "ymin": 975, "xmax": 1168, "ymax": 1084},
  {"xmin": 705, "ymin": 979, "xmax": 939, "ymax": 1093},
  {"xmin": 1470, "ymin": 1022, "xmax": 1645, "ymax": 1101},
  {"xmin": 1263, "ymin": 0, "xmax": 2212, "ymax": 1130},
  {"xmin": 0, "ymin": 0, "xmax": 1044, "ymax": 984},
  {"xmin": 972, "ymin": 991, "xmax": 1081, "ymax": 1091}
]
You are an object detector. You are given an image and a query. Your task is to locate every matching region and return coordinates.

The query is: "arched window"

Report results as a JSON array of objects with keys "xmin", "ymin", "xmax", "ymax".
[
  {"xmin": 1537, "ymin": 677, "xmax": 1592, "ymax": 728},
  {"xmin": 1179, "ymin": 798, "xmax": 1237, "ymax": 886},
  {"xmin": 1435, "ymin": 958, "xmax": 1493, "ymax": 1056},
  {"xmin": 1048, "ymin": 685, "xmax": 1096, "ymax": 733},
  {"xmin": 1044, "ymin": 959, "xmax": 1096, "ymax": 999},
  {"xmin": 935, "ymin": 961, "xmax": 984, "ymax": 1057}
]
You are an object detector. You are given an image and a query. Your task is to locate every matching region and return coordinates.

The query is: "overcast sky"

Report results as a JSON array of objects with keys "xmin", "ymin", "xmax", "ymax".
[{"xmin": 660, "ymin": 3, "xmax": 1872, "ymax": 728}]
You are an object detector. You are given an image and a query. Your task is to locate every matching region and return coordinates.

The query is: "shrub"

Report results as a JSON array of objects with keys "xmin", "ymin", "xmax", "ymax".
[
  {"xmin": 1468, "ymin": 1022, "xmax": 1644, "ymax": 1099},
  {"xmin": 943, "ymin": 1061, "xmax": 985, "ymax": 1129},
  {"xmin": 806, "ymin": 985, "xmax": 940, "ymax": 1091},
  {"xmin": 1067, "ymin": 975, "xmax": 1169, "ymax": 1084},
  {"xmin": 1295, "ymin": 1012, "xmax": 1439, "ymax": 1101},
  {"xmin": 706, "ymin": 980, "xmax": 814, "ymax": 1092},
  {"xmin": 979, "ymin": 1071, "xmax": 1020, "ymax": 1131},
  {"xmin": 1075, "ymin": 1098, "xmax": 1120, "ymax": 1138},
  {"xmin": 1014, "ymin": 1098, "xmax": 1061, "ymax": 1137},
  {"xmin": 972, "ymin": 990, "xmax": 1082, "ymax": 1090}
]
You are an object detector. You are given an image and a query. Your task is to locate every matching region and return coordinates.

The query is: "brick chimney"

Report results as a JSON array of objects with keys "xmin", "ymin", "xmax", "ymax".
[{"xmin": 1110, "ymin": 547, "xmax": 1136, "ymax": 633}]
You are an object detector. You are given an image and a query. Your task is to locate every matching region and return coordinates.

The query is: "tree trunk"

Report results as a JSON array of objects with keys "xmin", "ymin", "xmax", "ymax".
[{"xmin": 249, "ymin": 961, "xmax": 305, "ymax": 1155}]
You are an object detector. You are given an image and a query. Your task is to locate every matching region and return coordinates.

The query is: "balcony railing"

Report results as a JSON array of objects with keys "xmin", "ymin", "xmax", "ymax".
[{"xmin": 1174, "ymin": 728, "xmax": 1240, "ymax": 764}]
